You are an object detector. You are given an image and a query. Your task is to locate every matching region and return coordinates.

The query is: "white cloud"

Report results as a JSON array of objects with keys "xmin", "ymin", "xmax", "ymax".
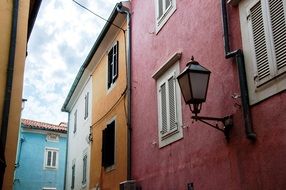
[{"xmin": 23, "ymin": 0, "xmax": 120, "ymax": 124}]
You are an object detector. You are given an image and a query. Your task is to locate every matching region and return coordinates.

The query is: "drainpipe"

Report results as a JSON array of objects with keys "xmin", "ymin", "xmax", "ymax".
[
  {"xmin": 221, "ymin": 0, "xmax": 256, "ymax": 140},
  {"xmin": 63, "ymin": 113, "xmax": 70, "ymax": 190},
  {"xmin": 117, "ymin": 2, "xmax": 132, "ymax": 180},
  {"xmin": 0, "ymin": 0, "xmax": 19, "ymax": 188}
]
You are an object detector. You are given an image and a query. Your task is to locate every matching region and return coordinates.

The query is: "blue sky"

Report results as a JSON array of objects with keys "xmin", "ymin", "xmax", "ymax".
[{"xmin": 22, "ymin": 0, "xmax": 120, "ymax": 125}]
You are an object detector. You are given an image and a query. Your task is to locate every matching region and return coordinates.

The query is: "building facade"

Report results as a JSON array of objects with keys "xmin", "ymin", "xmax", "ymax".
[
  {"xmin": 62, "ymin": 77, "xmax": 92, "ymax": 190},
  {"xmin": 14, "ymin": 119, "xmax": 67, "ymax": 190},
  {"xmin": 130, "ymin": 0, "xmax": 286, "ymax": 189},
  {"xmin": 0, "ymin": 0, "xmax": 41, "ymax": 189},
  {"xmin": 62, "ymin": 3, "xmax": 130, "ymax": 190}
]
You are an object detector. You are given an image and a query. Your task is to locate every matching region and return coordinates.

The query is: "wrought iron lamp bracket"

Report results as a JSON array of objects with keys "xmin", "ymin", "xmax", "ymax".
[{"xmin": 191, "ymin": 115, "xmax": 233, "ymax": 141}]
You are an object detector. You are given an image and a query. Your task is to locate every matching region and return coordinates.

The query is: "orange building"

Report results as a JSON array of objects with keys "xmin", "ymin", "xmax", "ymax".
[
  {"xmin": 88, "ymin": 4, "xmax": 129, "ymax": 190},
  {"xmin": 0, "ymin": 0, "xmax": 41, "ymax": 189}
]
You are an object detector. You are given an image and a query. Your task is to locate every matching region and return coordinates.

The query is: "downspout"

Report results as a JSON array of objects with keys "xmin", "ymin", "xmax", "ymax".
[
  {"xmin": 0, "ymin": 0, "xmax": 19, "ymax": 188},
  {"xmin": 221, "ymin": 0, "xmax": 256, "ymax": 140},
  {"xmin": 117, "ymin": 3, "xmax": 132, "ymax": 180},
  {"xmin": 63, "ymin": 113, "xmax": 70, "ymax": 190}
]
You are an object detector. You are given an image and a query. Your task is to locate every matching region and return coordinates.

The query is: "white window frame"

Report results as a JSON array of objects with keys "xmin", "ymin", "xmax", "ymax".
[
  {"xmin": 82, "ymin": 153, "xmax": 87, "ymax": 186},
  {"xmin": 44, "ymin": 147, "xmax": 58, "ymax": 169},
  {"xmin": 239, "ymin": 0, "xmax": 286, "ymax": 105},
  {"xmin": 155, "ymin": 0, "xmax": 177, "ymax": 33},
  {"xmin": 155, "ymin": 56, "xmax": 183, "ymax": 148}
]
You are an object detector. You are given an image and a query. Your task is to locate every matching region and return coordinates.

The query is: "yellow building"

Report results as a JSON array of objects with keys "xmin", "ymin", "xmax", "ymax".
[
  {"xmin": 89, "ymin": 4, "xmax": 130, "ymax": 190},
  {"xmin": 0, "ymin": 0, "xmax": 41, "ymax": 189}
]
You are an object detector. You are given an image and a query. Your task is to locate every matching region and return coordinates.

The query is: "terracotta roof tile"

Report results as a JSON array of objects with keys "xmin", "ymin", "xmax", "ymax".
[{"xmin": 21, "ymin": 119, "xmax": 67, "ymax": 133}]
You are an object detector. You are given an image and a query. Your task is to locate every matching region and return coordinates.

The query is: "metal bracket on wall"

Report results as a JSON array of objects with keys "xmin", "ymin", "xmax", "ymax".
[{"xmin": 192, "ymin": 115, "xmax": 233, "ymax": 141}]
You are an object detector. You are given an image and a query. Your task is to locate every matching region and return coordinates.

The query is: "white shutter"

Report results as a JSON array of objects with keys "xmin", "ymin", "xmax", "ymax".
[
  {"xmin": 160, "ymin": 83, "xmax": 168, "ymax": 134},
  {"xmin": 249, "ymin": 0, "xmax": 271, "ymax": 83},
  {"xmin": 168, "ymin": 76, "xmax": 177, "ymax": 131},
  {"xmin": 269, "ymin": 0, "xmax": 286, "ymax": 74}
]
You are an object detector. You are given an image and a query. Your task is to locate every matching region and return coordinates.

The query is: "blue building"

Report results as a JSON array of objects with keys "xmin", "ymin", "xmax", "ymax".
[{"xmin": 13, "ymin": 119, "xmax": 67, "ymax": 190}]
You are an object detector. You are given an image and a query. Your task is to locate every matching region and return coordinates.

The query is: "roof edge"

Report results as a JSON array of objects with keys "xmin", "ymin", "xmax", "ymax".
[{"xmin": 61, "ymin": 3, "xmax": 121, "ymax": 112}]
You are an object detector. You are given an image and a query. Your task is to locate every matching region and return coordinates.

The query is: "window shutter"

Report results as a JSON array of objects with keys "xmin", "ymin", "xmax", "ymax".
[
  {"xmin": 160, "ymin": 83, "xmax": 168, "ymax": 134},
  {"xmin": 47, "ymin": 151, "xmax": 52, "ymax": 166},
  {"xmin": 101, "ymin": 128, "xmax": 107, "ymax": 167},
  {"xmin": 107, "ymin": 51, "xmax": 113, "ymax": 88},
  {"xmin": 168, "ymin": 76, "xmax": 177, "ymax": 131},
  {"xmin": 269, "ymin": 0, "xmax": 286, "ymax": 73},
  {"xmin": 113, "ymin": 41, "xmax": 119, "ymax": 82},
  {"xmin": 250, "ymin": 1, "xmax": 271, "ymax": 82},
  {"xmin": 71, "ymin": 164, "xmax": 75, "ymax": 189}
]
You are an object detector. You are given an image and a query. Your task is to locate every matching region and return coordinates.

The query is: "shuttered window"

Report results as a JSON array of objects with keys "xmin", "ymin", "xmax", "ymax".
[
  {"xmin": 73, "ymin": 110, "xmax": 77, "ymax": 133},
  {"xmin": 84, "ymin": 92, "xmax": 89, "ymax": 120},
  {"xmin": 240, "ymin": 0, "xmax": 286, "ymax": 104},
  {"xmin": 155, "ymin": 0, "xmax": 176, "ymax": 32},
  {"xmin": 102, "ymin": 120, "xmax": 115, "ymax": 168},
  {"xmin": 107, "ymin": 42, "xmax": 119, "ymax": 89},
  {"xmin": 82, "ymin": 155, "xmax": 87, "ymax": 185},
  {"xmin": 157, "ymin": 62, "xmax": 183, "ymax": 148},
  {"xmin": 71, "ymin": 164, "xmax": 75, "ymax": 189},
  {"xmin": 248, "ymin": 0, "xmax": 286, "ymax": 86}
]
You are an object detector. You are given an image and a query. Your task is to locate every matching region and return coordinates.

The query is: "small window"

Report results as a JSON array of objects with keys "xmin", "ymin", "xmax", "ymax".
[
  {"xmin": 155, "ymin": 0, "xmax": 176, "ymax": 32},
  {"xmin": 45, "ymin": 148, "xmax": 58, "ymax": 169},
  {"xmin": 82, "ymin": 154, "xmax": 87, "ymax": 185},
  {"xmin": 156, "ymin": 61, "xmax": 183, "ymax": 147},
  {"xmin": 84, "ymin": 92, "xmax": 89, "ymax": 120},
  {"xmin": 107, "ymin": 42, "xmax": 119, "ymax": 89},
  {"xmin": 102, "ymin": 120, "xmax": 115, "ymax": 168},
  {"xmin": 71, "ymin": 163, "xmax": 75, "ymax": 189},
  {"xmin": 239, "ymin": 0, "xmax": 286, "ymax": 104},
  {"xmin": 73, "ymin": 110, "xmax": 77, "ymax": 133}
]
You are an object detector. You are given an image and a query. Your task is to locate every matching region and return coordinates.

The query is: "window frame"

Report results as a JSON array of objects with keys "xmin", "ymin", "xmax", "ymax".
[
  {"xmin": 155, "ymin": 0, "xmax": 177, "ymax": 33},
  {"xmin": 44, "ymin": 147, "xmax": 58, "ymax": 169},
  {"xmin": 155, "ymin": 56, "xmax": 183, "ymax": 148},
  {"xmin": 82, "ymin": 154, "xmax": 87, "ymax": 186},
  {"xmin": 73, "ymin": 110, "xmax": 77, "ymax": 134},
  {"xmin": 84, "ymin": 92, "xmax": 89, "ymax": 120},
  {"xmin": 239, "ymin": 0, "xmax": 286, "ymax": 105},
  {"xmin": 107, "ymin": 41, "xmax": 119, "ymax": 90}
]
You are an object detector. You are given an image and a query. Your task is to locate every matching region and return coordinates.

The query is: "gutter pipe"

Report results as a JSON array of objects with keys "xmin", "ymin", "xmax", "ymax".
[
  {"xmin": 63, "ymin": 114, "xmax": 70, "ymax": 190},
  {"xmin": 0, "ymin": 0, "xmax": 19, "ymax": 188},
  {"xmin": 117, "ymin": 2, "xmax": 132, "ymax": 181},
  {"xmin": 221, "ymin": 0, "xmax": 256, "ymax": 140}
]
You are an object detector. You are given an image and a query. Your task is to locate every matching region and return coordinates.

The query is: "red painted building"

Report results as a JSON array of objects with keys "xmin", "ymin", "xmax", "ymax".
[{"xmin": 130, "ymin": 0, "xmax": 286, "ymax": 189}]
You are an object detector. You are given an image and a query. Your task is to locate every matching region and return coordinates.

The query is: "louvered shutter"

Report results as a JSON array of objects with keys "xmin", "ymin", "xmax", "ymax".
[
  {"xmin": 269, "ymin": 0, "xmax": 286, "ymax": 74},
  {"xmin": 160, "ymin": 83, "xmax": 168, "ymax": 135},
  {"xmin": 168, "ymin": 76, "xmax": 177, "ymax": 131},
  {"xmin": 101, "ymin": 128, "xmax": 107, "ymax": 167},
  {"xmin": 71, "ymin": 164, "xmax": 75, "ymax": 189},
  {"xmin": 249, "ymin": 1, "xmax": 271, "ymax": 84},
  {"xmin": 107, "ymin": 50, "xmax": 113, "ymax": 88},
  {"xmin": 52, "ymin": 151, "xmax": 57, "ymax": 167},
  {"xmin": 113, "ymin": 41, "xmax": 119, "ymax": 82}
]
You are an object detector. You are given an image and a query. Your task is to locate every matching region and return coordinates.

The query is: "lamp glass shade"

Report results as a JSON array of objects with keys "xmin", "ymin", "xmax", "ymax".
[{"xmin": 177, "ymin": 60, "xmax": 211, "ymax": 105}]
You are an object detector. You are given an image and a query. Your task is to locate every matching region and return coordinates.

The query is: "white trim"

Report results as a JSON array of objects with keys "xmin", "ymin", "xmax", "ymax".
[
  {"xmin": 44, "ymin": 147, "xmax": 59, "ymax": 169},
  {"xmin": 156, "ymin": 61, "xmax": 183, "ymax": 148},
  {"xmin": 155, "ymin": 0, "xmax": 177, "ymax": 33}
]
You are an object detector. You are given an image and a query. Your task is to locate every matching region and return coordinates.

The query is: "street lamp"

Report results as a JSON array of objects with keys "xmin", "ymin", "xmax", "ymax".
[{"xmin": 177, "ymin": 56, "xmax": 233, "ymax": 140}]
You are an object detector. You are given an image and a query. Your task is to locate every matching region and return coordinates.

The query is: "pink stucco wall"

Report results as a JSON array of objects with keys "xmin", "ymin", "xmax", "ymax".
[{"xmin": 130, "ymin": 0, "xmax": 286, "ymax": 189}]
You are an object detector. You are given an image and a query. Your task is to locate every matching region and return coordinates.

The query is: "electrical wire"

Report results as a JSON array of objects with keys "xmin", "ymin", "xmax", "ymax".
[{"xmin": 72, "ymin": 0, "xmax": 125, "ymax": 31}]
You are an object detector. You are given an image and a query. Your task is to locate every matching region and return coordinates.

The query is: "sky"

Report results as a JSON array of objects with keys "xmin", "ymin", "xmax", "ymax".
[{"xmin": 22, "ymin": 0, "xmax": 120, "ymax": 125}]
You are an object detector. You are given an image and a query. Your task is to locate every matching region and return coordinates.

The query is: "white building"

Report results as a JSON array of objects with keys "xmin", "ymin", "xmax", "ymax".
[{"xmin": 62, "ymin": 71, "xmax": 92, "ymax": 190}]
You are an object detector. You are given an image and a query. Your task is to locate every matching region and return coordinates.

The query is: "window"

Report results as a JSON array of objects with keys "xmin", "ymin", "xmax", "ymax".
[
  {"xmin": 44, "ymin": 148, "xmax": 58, "ymax": 169},
  {"xmin": 102, "ymin": 120, "xmax": 115, "ymax": 168},
  {"xmin": 82, "ymin": 154, "xmax": 87, "ymax": 185},
  {"xmin": 107, "ymin": 42, "xmax": 119, "ymax": 89},
  {"xmin": 239, "ymin": 0, "xmax": 286, "ymax": 104},
  {"xmin": 155, "ymin": 59, "xmax": 183, "ymax": 148},
  {"xmin": 155, "ymin": 0, "xmax": 176, "ymax": 32},
  {"xmin": 84, "ymin": 92, "xmax": 89, "ymax": 120},
  {"xmin": 73, "ymin": 110, "xmax": 77, "ymax": 133},
  {"xmin": 71, "ymin": 163, "xmax": 75, "ymax": 189}
]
